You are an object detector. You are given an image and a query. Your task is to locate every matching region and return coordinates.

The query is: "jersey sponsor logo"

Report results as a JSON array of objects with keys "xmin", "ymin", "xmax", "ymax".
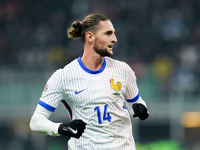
[
  {"xmin": 110, "ymin": 77, "xmax": 122, "ymax": 96},
  {"xmin": 75, "ymin": 89, "xmax": 87, "ymax": 94}
]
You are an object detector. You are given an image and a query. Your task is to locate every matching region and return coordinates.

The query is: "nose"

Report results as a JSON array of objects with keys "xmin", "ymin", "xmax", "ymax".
[{"xmin": 112, "ymin": 34, "xmax": 117, "ymax": 43}]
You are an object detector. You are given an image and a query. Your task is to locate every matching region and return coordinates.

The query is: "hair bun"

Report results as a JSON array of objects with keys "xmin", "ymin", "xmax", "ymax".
[
  {"xmin": 72, "ymin": 21, "xmax": 82, "ymax": 30},
  {"xmin": 67, "ymin": 21, "xmax": 82, "ymax": 39}
]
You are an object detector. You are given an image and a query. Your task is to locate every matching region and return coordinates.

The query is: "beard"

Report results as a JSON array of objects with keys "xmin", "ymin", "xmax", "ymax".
[
  {"xmin": 93, "ymin": 41, "xmax": 113, "ymax": 57},
  {"xmin": 94, "ymin": 47, "xmax": 113, "ymax": 57}
]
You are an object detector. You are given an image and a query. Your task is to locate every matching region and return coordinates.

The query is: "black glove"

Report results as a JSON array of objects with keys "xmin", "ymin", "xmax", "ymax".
[
  {"xmin": 58, "ymin": 119, "xmax": 87, "ymax": 139},
  {"xmin": 132, "ymin": 103, "xmax": 149, "ymax": 120}
]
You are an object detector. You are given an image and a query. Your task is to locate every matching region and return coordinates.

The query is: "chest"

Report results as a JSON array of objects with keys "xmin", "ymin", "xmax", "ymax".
[{"xmin": 62, "ymin": 71, "xmax": 126, "ymax": 108}]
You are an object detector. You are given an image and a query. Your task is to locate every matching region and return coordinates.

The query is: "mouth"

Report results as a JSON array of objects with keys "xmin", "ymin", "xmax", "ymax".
[{"xmin": 108, "ymin": 45, "xmax": 114, "ymax": 49}]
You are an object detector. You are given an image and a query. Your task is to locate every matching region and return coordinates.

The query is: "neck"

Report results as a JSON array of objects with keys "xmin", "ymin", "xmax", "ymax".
[{"xmin": 81, "ymin": 49, "xmax": 104, "ymax": 71}]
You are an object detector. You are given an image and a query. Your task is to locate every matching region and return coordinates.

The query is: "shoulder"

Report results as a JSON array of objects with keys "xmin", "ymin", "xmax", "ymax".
[
  {"xmin": 105, "ymin": 57, "xmax": 129, "ymax": 68},
  {"xmin": 49, "ymin": 58, "xmax": 78, "ymax": 78},
  {"xmin": 105, "ymin": 57, "xmax": 136, "ymax": 76},
  {"xmin": 62, "ymin": 58, "xmax": 79, "ymax": 70}
]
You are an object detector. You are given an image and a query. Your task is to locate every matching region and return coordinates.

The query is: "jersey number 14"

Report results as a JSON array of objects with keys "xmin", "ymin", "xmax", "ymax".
[{"xmin": 94, "ymin": 105, "xmax": 111, "ymax": 124}]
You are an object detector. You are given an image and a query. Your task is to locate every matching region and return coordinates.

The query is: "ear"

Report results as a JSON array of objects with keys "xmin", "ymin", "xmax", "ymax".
[{"xmin": 85, "ymin": 31, "xmax": 94, "ymax": 43}]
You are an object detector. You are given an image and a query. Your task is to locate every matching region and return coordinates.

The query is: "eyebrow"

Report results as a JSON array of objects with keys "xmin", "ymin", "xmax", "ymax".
[{"xmin": 105, "ymin": 30, "xmax": 115, "ymax": 34}]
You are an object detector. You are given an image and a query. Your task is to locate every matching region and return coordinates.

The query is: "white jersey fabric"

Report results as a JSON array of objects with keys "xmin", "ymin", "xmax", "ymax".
[{"xmin": 38, "ymin": 56, "xmax": 143, "ymax": 150}]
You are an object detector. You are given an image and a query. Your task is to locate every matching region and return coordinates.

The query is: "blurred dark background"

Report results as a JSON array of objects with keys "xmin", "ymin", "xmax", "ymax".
[{"xmin": 0, "ymin": 0, "xmax": 200, "ymax": 149}]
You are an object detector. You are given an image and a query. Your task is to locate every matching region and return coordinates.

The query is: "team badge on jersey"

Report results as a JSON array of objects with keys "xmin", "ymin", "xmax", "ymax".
[
  {"xmin": 110, "ymin": 77, "xmax": 122, "ymax": 96},
  {"xmin": 43, "ymin": 84, "xmax": 48, "ymax": 94}
]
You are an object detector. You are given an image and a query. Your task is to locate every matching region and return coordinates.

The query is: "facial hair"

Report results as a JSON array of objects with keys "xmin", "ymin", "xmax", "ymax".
[{"xmin": 93, "ymin": 40, "xmax": 113, "ymax": 57}]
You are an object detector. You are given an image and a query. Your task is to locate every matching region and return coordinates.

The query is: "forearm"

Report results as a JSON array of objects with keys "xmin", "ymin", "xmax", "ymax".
[
  {"xmin": 134, "ymin": 96, "xmax": 147, "ymax": 107},
  {"xmin": 30, "ymin": 104, "xmax": 61, "ymax": 136},
  {"xmin": 30, "ymin": 104, "xmax": 87, "ymax": 138},
  {"xmin": 126, "ymin": 96, "xmax": 147, "ymax": 116}
]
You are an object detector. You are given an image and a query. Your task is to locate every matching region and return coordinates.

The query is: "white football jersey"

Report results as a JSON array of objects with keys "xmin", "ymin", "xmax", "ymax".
[{"xmin": 39, "ymin": 56, "xmax": 140, "ymax": 150}]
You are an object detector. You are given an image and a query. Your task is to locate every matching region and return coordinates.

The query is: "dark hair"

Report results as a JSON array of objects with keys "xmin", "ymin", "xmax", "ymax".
[{"xmin": 67, "ymin": 13, "xmax": 109, "ymax": 42}]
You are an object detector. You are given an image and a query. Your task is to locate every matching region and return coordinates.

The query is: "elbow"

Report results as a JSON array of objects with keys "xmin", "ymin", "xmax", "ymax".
[
  {"xmin": 29, "ymin": 117, "xmax": 35, "ymax": 132},
  {"xmin": 29, "ymin": 115, "xmax": 38, "ymax": 132}
]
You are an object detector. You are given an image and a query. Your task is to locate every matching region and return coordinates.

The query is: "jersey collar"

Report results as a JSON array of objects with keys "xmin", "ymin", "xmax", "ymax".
[{"xmin": 77, "ymin": 55, "xmax": 106, "ymax": 74}]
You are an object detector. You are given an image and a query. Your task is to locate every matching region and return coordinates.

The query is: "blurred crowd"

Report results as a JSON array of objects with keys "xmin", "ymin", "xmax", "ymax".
[
  {"xmin": 0, "ymin": 0, "xmax": 200, "ymax": 94},
  {"xmin": 0, "ymin": 1, "xmax": 199, "ymax": 149}
]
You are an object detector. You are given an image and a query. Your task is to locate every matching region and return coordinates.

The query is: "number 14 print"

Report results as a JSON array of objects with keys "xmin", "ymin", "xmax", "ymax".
[{"xmin": 94, "ymin": 105, "xmax": 112, "ymax": 124}]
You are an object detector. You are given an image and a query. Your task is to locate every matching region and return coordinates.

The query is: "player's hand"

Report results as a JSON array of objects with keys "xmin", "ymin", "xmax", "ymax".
[
  {"xmin": 58, "ymin": 119, "xmax": 87, "ymax": 139},
  {"xmin": 132, "ymin": 103, "xmax": 149, "ymax": 120}
]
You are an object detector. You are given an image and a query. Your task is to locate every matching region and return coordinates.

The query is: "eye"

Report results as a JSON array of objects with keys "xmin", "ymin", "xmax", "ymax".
[{"xmin": 105, "ymin": 31, "xmax": 113, "ymax": 35}]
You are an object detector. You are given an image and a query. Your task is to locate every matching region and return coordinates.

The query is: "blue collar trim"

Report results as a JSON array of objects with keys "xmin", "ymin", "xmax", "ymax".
[{"xmin": 77, "ymin": 55, "xmax": 106, "ymax": 74}]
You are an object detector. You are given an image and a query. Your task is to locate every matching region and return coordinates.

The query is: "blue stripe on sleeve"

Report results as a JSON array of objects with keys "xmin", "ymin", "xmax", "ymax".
[
  {"xmin": 126, "ymin": 92, "xmax": 140, "ymax": 103},
  {"xmin": 38, "ymin": 100, "xmax": 56, "ymax": 112}
]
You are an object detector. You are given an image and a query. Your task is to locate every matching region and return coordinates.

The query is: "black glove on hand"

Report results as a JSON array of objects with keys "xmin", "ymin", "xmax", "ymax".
[
  {"xmin": 132, "ymin": 103, "xmax": 149, "ymax": 120},
  {"xmin": 58, "ymin": 119, "xmax": 87, "ymax": 139}
]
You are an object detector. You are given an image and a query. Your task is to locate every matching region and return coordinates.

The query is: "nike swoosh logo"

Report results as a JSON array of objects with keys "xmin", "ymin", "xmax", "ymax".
[
  {"xmin": 68, "ymin": 127, "xmax": 78, "ymax": 134},
  {"xmin": 63, "ymin": 127, "xmax": 78, "ymax": 134},
  {"xmin": 75, "ymin": 89, "xmax": 87, "ymax": 94}
]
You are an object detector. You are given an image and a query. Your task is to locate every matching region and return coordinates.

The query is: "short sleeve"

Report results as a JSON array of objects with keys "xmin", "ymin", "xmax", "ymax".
[
  {"xmin": 124, "ymin": 64, "xmax": 139, "ymax": 102},
  {"xmin": 39, "ymin": 69, "xmax": 64, "ymax": 112}
]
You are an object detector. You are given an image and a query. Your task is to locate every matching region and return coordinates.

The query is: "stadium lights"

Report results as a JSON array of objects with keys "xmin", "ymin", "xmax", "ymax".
[{"xmin": 180, "ymin": 112, "xmax": 200, "ymax": 128}]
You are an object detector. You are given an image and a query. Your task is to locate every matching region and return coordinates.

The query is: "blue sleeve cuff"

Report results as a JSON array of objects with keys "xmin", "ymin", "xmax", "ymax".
[
  {"xmin": 38, "ymin": 100, "xmax": 56, "ymax": 112},
  {"xmin": 126, "ymin": 92, "xmax": 140, "ymax": 103}
]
